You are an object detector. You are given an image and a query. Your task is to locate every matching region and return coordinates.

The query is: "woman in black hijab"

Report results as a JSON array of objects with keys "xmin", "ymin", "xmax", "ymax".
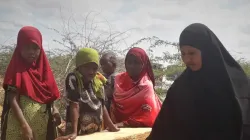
[{"xmin": 147, "ymin": 23, "xmax": 250, "ymax": 140}]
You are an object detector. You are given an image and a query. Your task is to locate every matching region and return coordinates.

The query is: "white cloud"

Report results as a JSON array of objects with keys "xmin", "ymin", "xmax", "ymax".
[{"xmin": 0, "ymin": 0, "xmax": 249, "ymax": 60}]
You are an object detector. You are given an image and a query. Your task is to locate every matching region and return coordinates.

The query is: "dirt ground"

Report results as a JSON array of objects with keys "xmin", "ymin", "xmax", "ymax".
[{"xmin": 115, "ymin": 132, "xmax": 150, "ymax": 140}]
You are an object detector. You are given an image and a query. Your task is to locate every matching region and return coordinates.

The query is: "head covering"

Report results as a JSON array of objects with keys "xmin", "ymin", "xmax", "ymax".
[
  {"xmin": 111, "ymin": 47, "xmax": 161, "ymax": 127},
  {"xmin": 3, "ymin": 26, "xmax": 60, "ymax": 104},
  {"xmin": 148, "ymin": 23, "xmax": 250, "ymax": 140},
  {"xmin": 74, "ymin": 48, "xmax": 106, "ymax": 99},
  {"xmin": 119, "ymin": 47, "xmax": 155, "ymax": 91},
  {"xmin": 75, "ymin": 47, "xmax": 99, "ymax": 68}
]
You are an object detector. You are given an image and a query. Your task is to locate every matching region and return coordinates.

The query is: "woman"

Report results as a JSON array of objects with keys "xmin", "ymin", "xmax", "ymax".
[
  {"xmin": 56, "ymin": 48, "xmax": 119, "ymax": 140},
  {"xmin": 1, "ymin": 26, "xmax": 61, "ymax": 140},
  {"xmin": 111, "ymin": 47, "xmax": 162, "ymax": 128},
  {"xmin": 147, "ymin": 23, "xmax": 250, "ymax": 140}
]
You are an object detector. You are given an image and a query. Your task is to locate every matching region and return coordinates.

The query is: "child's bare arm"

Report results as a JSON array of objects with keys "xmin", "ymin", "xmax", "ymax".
[
  {"xmin": 8, "ymin": 90, "xmax": 29, "ymax": 129},
  {"xmin": 103, "ymin": 105, "xmax": 120, "ymax": 132},
  {"xmin": 70, "ymin": 102, "xmax": 79, "ymax": 134}
]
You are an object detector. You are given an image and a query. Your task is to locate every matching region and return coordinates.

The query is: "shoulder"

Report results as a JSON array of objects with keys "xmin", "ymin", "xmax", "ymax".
[
  {"xmin": 66, "ymin": 72, "xmax": 77, "ymax": 81},
  {"xmin": 165, "ymin": 70, "xmax": 187, "ymax": 97},
  {"xmin": 110, "ymin": 73, "xmax": 117, "ymax": 79},
  {"xmin": 65, "ymin": 72, "xmax": 78, "ymax": 90},
  {"xmin": 115, "ymin": 72, "xmax": 126, "ymax": 79}
]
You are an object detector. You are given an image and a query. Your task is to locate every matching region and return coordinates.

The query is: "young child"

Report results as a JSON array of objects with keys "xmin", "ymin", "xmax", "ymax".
[
  {"xmin": 56, "ymin": 48, "xmax": 119, "ymax": 140},
  {"xmin": 1, "ymin": 26, "xmax": 61, "ymax": 140},
  {"xmin": 100, "ymin": 52, "xmax": 117, "ymax": 113}
]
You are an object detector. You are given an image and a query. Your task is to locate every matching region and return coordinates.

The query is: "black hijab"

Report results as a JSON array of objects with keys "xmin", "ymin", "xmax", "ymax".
[{"xmin": 147, "ymin": 23, "xmax": 250, "ymax": 140}]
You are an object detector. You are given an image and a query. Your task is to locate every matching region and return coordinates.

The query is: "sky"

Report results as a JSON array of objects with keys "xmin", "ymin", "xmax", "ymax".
[{"xmin": 0, "ymin": 0, "xmax": 250, "ymax": 61}]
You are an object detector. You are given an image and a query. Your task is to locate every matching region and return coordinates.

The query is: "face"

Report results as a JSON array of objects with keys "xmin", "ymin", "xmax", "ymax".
[
  {"xmin": 180, "ymin": 45, "xmax": 202, "ymax": 71},
  {"xmin": 100, "ymin": 57, "xmax": 115, "ymax": 75},
  {"xmin": 125, "ymin": 54, "xmax": 143, "ymax": 80},
  {"xmin": 21, "ymin": 43, "xmax": 41, "ymax": 64},
  {"xmin": 78, "ymin": 62, "xmax": 98, "ymax": 82}
]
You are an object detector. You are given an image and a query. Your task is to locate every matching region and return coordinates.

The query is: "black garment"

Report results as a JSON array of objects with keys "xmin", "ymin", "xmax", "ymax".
[{"xmin": 147, "ymin": 23, "xmax": 250, "ymax": 140}]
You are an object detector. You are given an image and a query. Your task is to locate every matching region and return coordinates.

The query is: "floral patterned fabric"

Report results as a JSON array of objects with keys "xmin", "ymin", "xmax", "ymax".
[
  {"xmin": 5, "ymin": 95, "xmax": 49, "ymax": 140},
  {"xmin": 65, "ymin": 73, "xmax": 105, "ymax": 136}
]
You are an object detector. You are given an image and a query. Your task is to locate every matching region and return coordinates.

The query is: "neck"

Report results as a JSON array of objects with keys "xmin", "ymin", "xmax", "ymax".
[
  {"xmin": 130, "ymin": 76, "xmax": 139, "ymax": 82},
  {"xmin": 105, "ymin": 72, "xmax": 114, "ymax": 77}
]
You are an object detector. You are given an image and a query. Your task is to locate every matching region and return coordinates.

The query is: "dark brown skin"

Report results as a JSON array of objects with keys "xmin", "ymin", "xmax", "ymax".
[
  {"xmin": 100, "ymin": 55, "xmax": 116, "ymax": 76},
  {"xmin": 56, "ymin": 63, "xmax": 119, "ymax": 140},
  {"xmin": 56, "ymin": 102, "xmax": 119, "ymax": 140},
  {"xmin": 125, "ymin": 54, "xmax": 143, "ymax": 81},
  {"xmin": 103, "ymin": 105, "xmax": 120, "ymax": 131},
  {"xmin": 8, "ymin": 43, "xmax": 41, "ymax": 140},
  {"xmin": 21, "ymin": 43, "xmax": 41, "ymax": 64},
  {"xmin": 9, "ymin": 90, "xmax": 61, "ymax": 140},
  {"xmin": 52, "ymin": 105, "xmax": 62, "ymax": 126},
  {"xmin": 9, "ymin": 43, "xmax": 61, "ymax": 140},
  {"xmin": 115, "ymin": 122, "xmax": 125, "ymax": 128},
  {"xmin": 9, "ymin": 91, "xmax": 34, "ymax": 140},
  {"xmin": 180, "ymin": 45, "xmax": 202, "ymax": 71}
]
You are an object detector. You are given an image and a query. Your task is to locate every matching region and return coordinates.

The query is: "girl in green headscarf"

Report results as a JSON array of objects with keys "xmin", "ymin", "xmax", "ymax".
[{"xmin": 56, "ymin": 48, "xmax": 119, "ymax": 140}]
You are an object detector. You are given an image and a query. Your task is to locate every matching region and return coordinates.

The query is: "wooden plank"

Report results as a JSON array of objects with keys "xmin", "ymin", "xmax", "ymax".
[{"xmin": 75, "ymin": 128, "xmax": 151, "ymax": 140}]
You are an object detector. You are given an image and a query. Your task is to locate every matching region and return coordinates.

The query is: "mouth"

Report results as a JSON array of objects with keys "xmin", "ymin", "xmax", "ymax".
[
  {"xmin": 88, "ymin": 74, "xmax": 95, "ymax": 79},
  {"xmin": 28, "ymin": 56, "xmax": 35, "ymax": 59}
]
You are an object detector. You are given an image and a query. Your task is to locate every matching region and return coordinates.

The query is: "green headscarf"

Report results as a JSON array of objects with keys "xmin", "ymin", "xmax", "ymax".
[
  {"xmin": 74, "ymin": 48, "xmax": 107, "ymax": 99},
  {"xmin": 75, "ymin": 47, "xmax": 100, "ymax": 67}
]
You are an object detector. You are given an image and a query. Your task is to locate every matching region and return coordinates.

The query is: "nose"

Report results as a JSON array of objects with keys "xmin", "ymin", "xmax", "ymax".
[
  {"xmin": 28, "ymin": 48, "xmax": 36, "ymax": 55},
  {"xmin": 89, "ymin": 68, "xmax": 95, "ymax": 75},
  {"xmin": 183, "ymin": 56, "xmax": 191, "ymax": 64}
]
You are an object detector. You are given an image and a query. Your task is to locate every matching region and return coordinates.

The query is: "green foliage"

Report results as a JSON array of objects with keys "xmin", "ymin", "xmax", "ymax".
[
  {"xmin": 0, "ymin": 45, "xmax": 15, "ymax": 75},
  {"xmin": 0, "ymin": 51, "xmax": 13, "ymax": 75},
  {"xmin": 165, "ymin": 64, "xmax": 185, "ymax": 81},
  {"xmin": 237, "ymin": 59, "xmax": 250, "ymax": 77}
]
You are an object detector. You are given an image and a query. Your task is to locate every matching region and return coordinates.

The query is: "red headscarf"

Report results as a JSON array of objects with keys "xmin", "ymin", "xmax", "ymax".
[
  {"xmin": 3, "ymin": 26, "xmax": 60, "ymax": 104},
  {"xmin": 119, "ymin": 47, "xmax": 155, "ymax": 91}
]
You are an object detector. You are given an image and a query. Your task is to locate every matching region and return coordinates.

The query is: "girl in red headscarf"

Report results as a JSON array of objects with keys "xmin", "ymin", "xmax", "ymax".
[
  {"xmin": 110, "ymin": 47, "xmax": 162, "ymax": 127},
  {"xmin": 1, "ymin": 26, "xmax": 61, "ymax": 140}
]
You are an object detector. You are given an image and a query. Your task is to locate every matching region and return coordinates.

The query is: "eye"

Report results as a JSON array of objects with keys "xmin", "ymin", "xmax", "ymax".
[
  {"xmin": 188, "ymin": 52, "xmax": 195, "ymax": 55},
  {"xmin": 181, "ymin": 51, "xmax": 185, "ymax": 56}
]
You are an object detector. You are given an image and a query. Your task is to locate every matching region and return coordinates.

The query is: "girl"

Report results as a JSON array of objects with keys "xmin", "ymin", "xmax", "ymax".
[
  {"xmin": 57, "ymin": 48, "xmax": 119, "ymax": 140},
  {"xmin": 147, "ymin": 23, "xmax": 250, "ymax": 140},
  {"xmin": 1, "ymin": 26, "xmax": 61, "ymax": 140},
  {"xmin": 111, "ymin": 47, "xmax": 162, "ymax": 128}
]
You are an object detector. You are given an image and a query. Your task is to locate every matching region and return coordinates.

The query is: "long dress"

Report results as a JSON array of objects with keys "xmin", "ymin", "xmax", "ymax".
[{"xmin": 1, "ymin": 86, "xmax": 56, "ymax": 140}]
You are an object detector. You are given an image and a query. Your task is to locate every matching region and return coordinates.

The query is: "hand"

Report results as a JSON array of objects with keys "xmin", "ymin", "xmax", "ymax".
[
  {"xmin": 21, "ymin": 125, "xmax": 34, "ymax": 140},
  {"xmin": 53, "ymin": 112, "xmax": 62, "ymax": 126},
  {"xmin": 55, "ymin": 133, "xmax": 77, "ymax": 140},
  {"xmin": 115, "ymin": 122, "xmax": 124, "ymax": 128},
  {"xmin": 108, "ymin": 124, "xmax": 120, "ymax": 132}
]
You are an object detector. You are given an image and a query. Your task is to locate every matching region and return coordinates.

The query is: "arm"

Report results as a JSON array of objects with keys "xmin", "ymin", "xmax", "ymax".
[
  {"xmin": 52, "ymin": 102, "xmax": 61, "ymax": 126},
  {"xmin": 8, "ymin": 89, "xmax": 29, "ymax": 129},
  {"xmin": 70, "ymin": 102, "xmax": 79, "ymax": 134},
  {"xmin": 103, "ymin": 105, "xmax": 119, "ymax": 132},
  {"xmin": 55, "ymin": 103, "xmax": 79, "ymax": 140},
  {"xmin": 8, "ymin": 88, "xmax": 34, "ymax": 139}
]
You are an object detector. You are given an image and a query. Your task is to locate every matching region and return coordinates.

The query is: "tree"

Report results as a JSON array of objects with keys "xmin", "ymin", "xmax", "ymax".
[
  {"xmin": 237, "ymin": 59, "xmax": 250, "ymax": 77},
  {"xmin": 0, "ymin": 44, "xmax": 15, "ymax": 75},
  {"xmin": 46, "ymin": 12, "xmax": 130, "ymax": 89}
]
